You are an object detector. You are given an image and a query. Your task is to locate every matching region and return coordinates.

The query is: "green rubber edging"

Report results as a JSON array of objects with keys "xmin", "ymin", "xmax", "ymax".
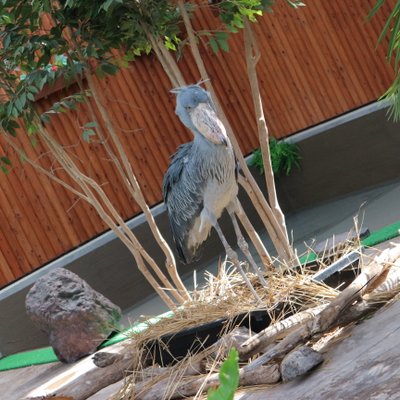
[
  {"xmin": 1, "ymin": 220, "xmax": 400, "ymax": 371},
  {"xmin": 298, "ymin": 220, "xmax": 400, "ymax": 265},
  {"xmin": 0, "ymin": 310, "xmax": 174, "ymax": 371}
]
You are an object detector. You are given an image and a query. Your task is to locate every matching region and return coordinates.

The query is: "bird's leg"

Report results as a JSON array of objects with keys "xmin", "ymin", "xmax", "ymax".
[
  {"xmin": 203, "ymin": 209, "xmax": 263, "ymax": 303},
  {"xmin": 227, "ymin": 202, "xmax": 269, "ymax": 288},
  {"xmin": 233, "ymin": 199, "xmax": 273, "ymax": 268}
]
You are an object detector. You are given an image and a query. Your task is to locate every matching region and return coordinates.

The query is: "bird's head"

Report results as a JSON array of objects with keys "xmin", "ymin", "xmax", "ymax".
[{"xmin": 171, "ymin": 85, "xmax": 228, "ymax": 146}]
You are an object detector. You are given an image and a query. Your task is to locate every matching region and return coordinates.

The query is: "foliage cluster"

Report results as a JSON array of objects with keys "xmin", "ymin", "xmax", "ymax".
[
  {"xmin": 369, "ymin": 0, "xmax": 400, "ymax": 121},
  {"xmin": 0, "ymin": 0, "xmax": 180, "ymax": 147},
  {"xmin": 249, "ymin": 139, "xmax": 301, "ymax": 176},
  {"xmin": 0, "ymin": 0, "xmax": 306, "ymax": 162},
  {"xmin": 205, "ymin": 0, "xmax": 304, "ymax": 53}
]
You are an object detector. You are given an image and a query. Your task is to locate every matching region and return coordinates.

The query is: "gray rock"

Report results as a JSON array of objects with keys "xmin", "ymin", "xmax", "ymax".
[
  {"xmin": 280, "ymin": 345, "xmax": 324, "ymax": 382},
  {"xmin": 26, "ymin": 268, "xmax": 122, "ymax": 363}
]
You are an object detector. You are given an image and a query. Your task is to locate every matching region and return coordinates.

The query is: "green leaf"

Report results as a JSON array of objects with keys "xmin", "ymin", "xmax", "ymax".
[
  {"xmin": 249, "ymin": 140, "xmax": 301, "ymax": 176},
  {"xmin": 82, "ymin": 129, "xmax": 96, "ymax": 143},
  {"xmin": 217, "ymin": 37, "xmax": 229, "ymax": 52},
  {"xmin": 27, "ymin": 92, "xmax": 35, "ymax": 101},
  {"xmin": 207, "ymin": 348, "xmax": 239, "ymax": 400},
  {"xmin": 368, "ymin": 0, "xmax": 386, "ymax": 20},
  {"xmin": 11, "ymin": 106, "xmax": 19, "ymax": 118},
  {"xmin": 6, "ymin": 102, "xmax": 14, "ymax": 117},
  {"xmin": 101, "ymin": 62, "xmax": 119, "ymax": 75},
  {"xmin": 226, "ymin": 24, "xmax": 239, "ymax": 33},
  {"xmin": 41, "ymin": 113, "xmax": 50, "ymax": 124},
  {"xmin": 0, "ymin": 156, "xmax": 12, "ymax": 166},
  {"xmin": 61, "ymin": 100, "xmax": 77, "ymax": 110},
  {"xmin": 27, "ymin": 86, "xmax": 39, "ymax": 94},
  {"xmin": 19, "ymin": 92, "xmax": 27, "ymax": 109},
  {"xmin": 209, "ymin": 37, "xmax": 219, "ymax": 54},
  {"xmin": 64, "ymin": 0, "xmax": 75, "ymax": 8},
  {"xmin": 100, "ymin": 0, "xmax": 115, "ymax": 12},
  {"xmin": 84, "ymin": 121, "xmax": 98, "ymax": 128},
  {"xmin": 14, "ymin": 97, "xmax": 24, "ymax": 113},
  {"xmin": 215, "ymin": 32, "xmax": 229, "ymax": 42},
  {"xmin": 27, "ymin": 123, "xmax": 38, "ymax": 135},
  {"xmin": 3, "ymin": 34, "xmax": 11, "ymax": 49}
]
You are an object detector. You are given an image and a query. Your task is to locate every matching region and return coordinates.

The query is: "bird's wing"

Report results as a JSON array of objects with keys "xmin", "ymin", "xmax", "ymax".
[{"xmin": 163, "ymin": 142, "xmax": 205, "ymax": 264}]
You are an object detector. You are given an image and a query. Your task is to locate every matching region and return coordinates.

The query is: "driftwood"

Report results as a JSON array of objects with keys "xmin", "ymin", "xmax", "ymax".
[
  {"xmin": 85, "ymin": 379, "xmax": 125, "ymax": 400},
  {"xmin": 243, "ymin": 245, "xmax": 400, "ymax": 373},
  {"xmin": 240, "ymin": 304, "xmax": 326, "ymax": 360},
  {"xmin": 208, "ymin": 326, "xmax": 253, "ymax": 359},
  {"xmin": 25, "ymin": 342, "xmax": 135, "ymax": 400},
  {"xmin": 136, "ymin": 363, "xmax": 280, "ymax": 400},
  {"xmin": 241, "ymin": 247, "xmax": 400, "ymax": 362},
  {"xmin": 280, "ymin": 346, "xmax": 324, "ymax": 382}
]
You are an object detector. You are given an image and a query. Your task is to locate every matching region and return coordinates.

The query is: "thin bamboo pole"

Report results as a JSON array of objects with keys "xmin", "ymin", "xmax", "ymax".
[
  {"xmin": 84, "ymin": 73, "xmax": 190, "ymax": 301},
  {"xmin": 146, "ymin": 33, "xmax": 185, "ymax": 88},
  {"xmin": 243, "ymin": 18, "xmax": 289, "ymax": 244},
  {"xmin": 38, "ymin": 124, "xmax": 178, "ymax": 309}
]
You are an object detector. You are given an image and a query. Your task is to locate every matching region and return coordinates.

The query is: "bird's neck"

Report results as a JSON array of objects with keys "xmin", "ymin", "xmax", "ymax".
[
  {"xmin": 191, "ymin": 132, "xmax": 235, "ymax": 177},
  {"xmin": 193, "ymin": 131, "xmax": 233, "ymax": 151}
]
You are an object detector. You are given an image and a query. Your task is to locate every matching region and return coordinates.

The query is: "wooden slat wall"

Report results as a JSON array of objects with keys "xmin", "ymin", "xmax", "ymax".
[{"xmin": 0, "ymin": 0, "xmax": 395, "ymax": 287}]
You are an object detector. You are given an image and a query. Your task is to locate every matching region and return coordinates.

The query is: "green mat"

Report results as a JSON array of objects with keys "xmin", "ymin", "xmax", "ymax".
[
  {"xmin": 298, "ymin": 220, "xmax": 400, "ymax": 265},
  {"xmin": 1, "ymin": 221, "xmax": 400, "ymax": 372},
  {"xmin": 0, "ymin": 310, "xmax": 174, "ymax": 371}
]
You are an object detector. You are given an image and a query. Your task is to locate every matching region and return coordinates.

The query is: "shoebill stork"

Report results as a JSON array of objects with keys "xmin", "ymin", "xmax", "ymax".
[{"xmin": 163, "ymin": 85, "xmax": 267, "ymax": 297}]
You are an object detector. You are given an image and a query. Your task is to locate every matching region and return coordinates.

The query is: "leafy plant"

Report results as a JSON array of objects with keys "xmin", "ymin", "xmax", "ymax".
[
  {"xmin": 206, "ymin": 0, "xmax": 305, "ymax": 54},
  {"xmin": 249, "ymin": 139, "xmax": 301, "ymax": 176},
  {"xmin": 368, "ymin": 0, "xmax": 400, "ymax": 121},
  {"xmin": 0, "ymin": 0, "xmax": 184, "ymax": 145},
  {"xmin": 207, "ymin": 348, "xmax": 240, "ymax": 400}
]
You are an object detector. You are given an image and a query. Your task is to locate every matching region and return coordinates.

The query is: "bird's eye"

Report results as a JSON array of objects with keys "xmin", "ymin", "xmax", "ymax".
[{"xmin": 185, "ymin": 105, "xmax": 192, "ymax": 111}]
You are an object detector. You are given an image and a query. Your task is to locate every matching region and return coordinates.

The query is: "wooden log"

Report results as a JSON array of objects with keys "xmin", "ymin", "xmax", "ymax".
[
  {"xmin": 366, "ymin": 259, "xmax": 400, "ymax": 294},
  {"xmin": 239, "ymin": 304, "xmax": 326, "ymax": 360},
  {"xmin": 243, "ymin": 244, "xmax": 400, "ymax": 372},
  {"xmin": 136, "ymin": 363, "xmax": 280, "ymax": 400},
  {"xmin": 280, "ymin": 346, "xmax": 323, "ymax": 382},
  {"xmin": 25, "ymin": 342, "xmax": 135, "ymax": 400},
  {"xmin": 208, "ymin": 326, "xmax": 253, "ymax": 360},
  {"xmin": 242, "ymin": 246, "xmax": 400, "ymax": 362},
  {"xmin": 312, "ymin": 245, "xmax": 399, "ymax": 333},
  {"xmin": 85, "ymin": 379, "xmax": 125, "ymax": 400}
]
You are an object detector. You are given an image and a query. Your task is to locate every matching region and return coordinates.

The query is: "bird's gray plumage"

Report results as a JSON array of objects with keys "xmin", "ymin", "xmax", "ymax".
[{"xmin": 163, "ymin": 85, "xmax": 237, "ymax": 264}]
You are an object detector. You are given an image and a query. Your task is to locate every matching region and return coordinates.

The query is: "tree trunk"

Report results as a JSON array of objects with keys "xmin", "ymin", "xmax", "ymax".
[
  {"xmin": 2, "ymin": 124, "xmax": 179, "ymax": 310},
  {"xmin": 243, "ymin": 18, "xmax": 291, "ymax": 248},
  {"xmin": 83, "ymin": 71, "xmax": 190, "ymax": 302}
]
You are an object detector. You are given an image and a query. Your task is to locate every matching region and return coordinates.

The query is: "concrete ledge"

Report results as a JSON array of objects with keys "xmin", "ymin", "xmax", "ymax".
[{"xmin": 275, "ymin": 103, "xmax": 400, "ymax": 212}]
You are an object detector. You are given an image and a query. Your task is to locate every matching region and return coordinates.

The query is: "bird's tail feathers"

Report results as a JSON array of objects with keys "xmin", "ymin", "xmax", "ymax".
[{"xmin": 176, "ymin": 241, "xmax": 203, "ymax": 265}]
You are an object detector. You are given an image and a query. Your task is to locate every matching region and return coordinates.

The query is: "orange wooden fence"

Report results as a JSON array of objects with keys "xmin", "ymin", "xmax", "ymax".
[{"xmin": 0, "ymin": 0, "xmax": 395, "ymax": 287}]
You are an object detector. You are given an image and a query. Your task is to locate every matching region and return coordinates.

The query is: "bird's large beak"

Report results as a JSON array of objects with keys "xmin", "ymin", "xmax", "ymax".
[{"xmin": 190, "ymin": 103, "xmax": 229, "ymax": 146}]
